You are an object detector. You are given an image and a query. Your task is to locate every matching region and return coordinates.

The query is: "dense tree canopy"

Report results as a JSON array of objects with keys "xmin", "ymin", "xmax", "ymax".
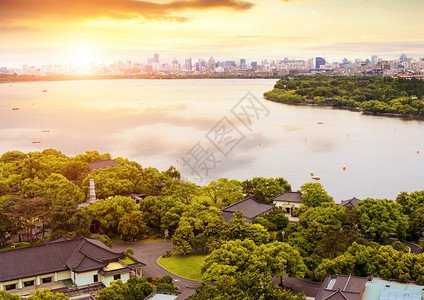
[
  {"xmin": 355, "ymin": 198, "xmax": 408, "ymax": 241},
  {"xmin": 264, "ymin": 75, "xmax": 424, "ymax": 116}
]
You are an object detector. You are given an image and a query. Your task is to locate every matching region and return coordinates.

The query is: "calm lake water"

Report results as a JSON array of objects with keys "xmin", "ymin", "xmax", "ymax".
[{"xmin": 1, "ymin": 79, "xmax": 423, "ymax": 201}]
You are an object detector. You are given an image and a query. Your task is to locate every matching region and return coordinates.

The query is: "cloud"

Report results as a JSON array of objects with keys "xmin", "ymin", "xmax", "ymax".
[
  {"xmin": 0, "ymin": 26, "xmax": 38, "ymax": 33},
  {"xmin": 0, "ymin": 0, "xmax": 254, "ymax": 23}
]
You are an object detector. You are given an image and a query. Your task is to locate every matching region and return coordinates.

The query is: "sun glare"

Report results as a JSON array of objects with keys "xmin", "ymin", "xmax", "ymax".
[{"xmin": 69, "ymin": 47, "xmax": 93, "ymax": 66}]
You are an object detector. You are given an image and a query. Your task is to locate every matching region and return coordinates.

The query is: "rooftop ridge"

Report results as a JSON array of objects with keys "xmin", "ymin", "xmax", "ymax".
[
  {"xmin": 0, "ymin": 236, "xmax": 85, "ymax": 254},
  {"xmin": 66, "ymin": 239, "xmax": 87, "ymax": 269}
]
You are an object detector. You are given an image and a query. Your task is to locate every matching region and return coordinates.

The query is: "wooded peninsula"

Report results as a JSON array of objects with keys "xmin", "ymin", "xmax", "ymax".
[{"xmin": 264, "ymin": 75, "xmax": 424, "ymax": 116}]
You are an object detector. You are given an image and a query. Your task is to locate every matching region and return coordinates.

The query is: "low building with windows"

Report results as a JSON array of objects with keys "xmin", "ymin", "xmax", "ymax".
[
  {"xmin": 316, "ymin": 275, "xmax": 424, "ymax": 300},
  {"xmin": 272, "ymin": 191, "xmax": 302, "ymax": 217},
  {"xmin": 0, "ymin": 236, "xmax": 144, "ymax": 297},
  {"xmin": 221, "ymin": 197, "xmax": 275, "ymax": 223}
]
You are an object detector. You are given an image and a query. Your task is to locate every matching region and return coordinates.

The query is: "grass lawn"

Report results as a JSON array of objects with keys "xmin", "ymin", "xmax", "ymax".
[{"xmin": 158, "ymin": 252, "xmax": 208, "ymax": 281}]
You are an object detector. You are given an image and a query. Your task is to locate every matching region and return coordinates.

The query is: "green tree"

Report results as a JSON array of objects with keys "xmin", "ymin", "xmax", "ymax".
[
  {"xmin": 84, "ymin": 195, "xmax": 138, "ymax": 234},
  {"xmin": 223, "ymin": 212, "xmax": 270, "ymax": 245},
  {"xmin": 197, "ymin": 239, "xmax": 306, "ymax": 300},
  {"xmin": 139, "ymin": 196, "xmax": 162, "ymax": 233},
  {"xmin": 28, "ymin": 289, "xmax": 69, "ymax": 299},
  {"xmin": 118, "ymin": 211, "xmax": 146, "ymax": 241},
  {"xmin": 300, "ymin": 182, "xmax": 333, "ymax": 207},
  {"xmin": 251, "ymin": 177, "xmax": 291, "ymax": 204},
  {"xmin": 0, "ymin": 290, "xmax": 20, "ymax": 300},
  {"xmin": 126, "ymin": 277, "xmax": 156, "ymax": 299},
  {"xmin": 172, "ymin": 218, "xmax": 195, "ymax": 255},
  {"xmin": 0, "ymin": 196, "xmax": 16, "ymax": 246},
  {"xmin": 356, "ymin": 198, "xmax": 408, "ymax": 241},
  {"xmin": 6, "ymin": 197, "xmax": 49, "ymax": 244},
  {"xmin": 201, "ymin": 178, "xmax": 244, "ymax": 206},
  {"xmin": 49, "ymin": 195, "xmax": 91, "ymax": 234},
  {"xmin": 97, "ymin": 279, "xmax": 130, "ymax": 300}
]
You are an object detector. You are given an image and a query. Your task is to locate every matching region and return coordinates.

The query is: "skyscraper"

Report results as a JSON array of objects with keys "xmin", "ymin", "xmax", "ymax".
[
  {"xmin": 154, "ymin": 53, "xmax": 159, "ymax": 63},
  {"xmin": 315, "ymin": 57, "xmax": 326, "ymax": 69},
  {"xmin": 208, "ymin": 56, "xmax": 216, "ymax": 71},
  {"xmin": 185, "ymin": 58, "xmax": 192, "ymax": 71},
  {"xmin": 240, "ymin": 59, "xmax": 246, "ymax": 70}
]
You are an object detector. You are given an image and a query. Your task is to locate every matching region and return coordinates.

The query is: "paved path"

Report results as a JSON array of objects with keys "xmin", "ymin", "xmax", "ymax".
[
  {"xmin": 113, "ymin": 240, "xmax": 198, "ymax": 299},
  {"xmin": 405, "ymin": 241, "xmax": 422, "ymax": 254},
  {"xmin": 273, "ymin": 276, "xmax": 321, "ymax": 298}
]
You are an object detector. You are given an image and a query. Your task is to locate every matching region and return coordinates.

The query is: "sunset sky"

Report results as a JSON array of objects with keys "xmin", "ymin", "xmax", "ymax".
[{"xmin": 1, "ymin": 0, "xmax": 423, "ymax": 66}]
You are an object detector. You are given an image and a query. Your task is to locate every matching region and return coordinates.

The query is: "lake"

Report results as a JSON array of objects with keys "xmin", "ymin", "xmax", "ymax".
[{"xmin": 1, "ymin": 79, "xmax": 423, "ymax": 201}]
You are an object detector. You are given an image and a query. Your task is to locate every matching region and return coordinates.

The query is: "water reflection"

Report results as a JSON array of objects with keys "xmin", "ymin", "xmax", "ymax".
[{"xmin": 1, "ymin": 79, "xmax": 423, "ymax": 201}]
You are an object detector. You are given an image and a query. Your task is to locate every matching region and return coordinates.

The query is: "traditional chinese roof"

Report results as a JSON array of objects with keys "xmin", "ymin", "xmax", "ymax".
[
  {"xmin": 272, "ymin": 191, "xmax": 303, "ymax": 203},
  {"xmin": 315, "ymin": 275, "xmax": 369, "ymax": 300},
  {"xmin": 221, "ymin": 197, "xmax": 275, "ymax": 223},
  {"xmin": 88, "ymin": 159, "xmax": 120, "ymax": 171},
  {"xmin": 339, "ymin": 197, "xmax": 361, "ymax": 209},
  {"xmin": 0, "ymin": 237, "xmax": 125, "ymax": 282}
]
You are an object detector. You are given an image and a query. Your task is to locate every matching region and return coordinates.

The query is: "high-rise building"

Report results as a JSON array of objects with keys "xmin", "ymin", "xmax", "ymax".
[
  {"xmin": 240, "ymin": 59, "xmax": 246, "ymax": 70},
  {"xmin": 400, "ymin": 53, "xmax": 407, "ymax": 62},
  {"xmin": 208, "ymin": 56, "xmax": 216, "ymax": 71},
  {"xmin": 251, "ymin": 62, "xmax": 257, "ymax": 70},
  {"xmin": 185, "ymin": 58, "xmax": 192, "ymax": 71},
  {"xmin": 172, "ymin": 59, "xmax": 179, "ymax": 72},
  {"xmin": 315, "ymin": 57, "xmax": 326, "ymax": 69},
  {"xmin": 371, "ymin": 55, "xmax": 378, "ymax": 65},
  {"xmin": 154, "ymin": 53, "xmax": 159, "ymax": 63}
]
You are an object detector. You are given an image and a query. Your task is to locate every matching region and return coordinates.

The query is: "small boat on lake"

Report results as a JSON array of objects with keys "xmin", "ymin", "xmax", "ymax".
[
  {"xmin": 12, "ymin": 108, "xmax": 20, "ymax": 110},
  {"xmin": 312, "ymin": 176, "xmax": 320, "ymax": 180},
  {"xmin": 32, "ymin": 141, "xmax": 41, "ymax": 144}
]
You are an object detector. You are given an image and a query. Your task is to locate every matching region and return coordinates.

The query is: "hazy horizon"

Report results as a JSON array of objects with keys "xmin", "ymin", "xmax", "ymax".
[{"xmin": 1, "ymin": 0, "xmax": 423, "ymax": 67}]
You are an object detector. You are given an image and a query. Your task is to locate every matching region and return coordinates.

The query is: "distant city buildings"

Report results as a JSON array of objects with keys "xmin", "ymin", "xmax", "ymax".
[{"xmin": 1, "ymin": 53, "xmax": 424, "ymax": 77}]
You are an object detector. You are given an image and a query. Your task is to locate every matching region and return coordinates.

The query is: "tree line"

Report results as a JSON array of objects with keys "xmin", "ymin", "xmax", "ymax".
[
  {"xmin": 264, "ymin": 75, "xmax": 424, "ymax": 116},
  {"xmin": 1, "ymin": 149, "xmax": 424, "ymax": 299}
]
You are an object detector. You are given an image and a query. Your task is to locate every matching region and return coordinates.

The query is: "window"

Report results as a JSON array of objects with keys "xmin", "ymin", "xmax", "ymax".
[
  {"xmin": 42, "ymin": 277, "xmax": 52, "ymax": 284},
  {"xmin": 93, "ymin": 275, "xmax": 98, "ymax": 282},
  {"xmin": 24, "ymin": 280, "xmax": 34, "ymax": 287},
  {"xmin": 5, "ymin": 284, "xmax": 16, "ymax": 290},
  {"xmin": 113, "ymin": 274, "xmax": 121, "ymax": 281}
]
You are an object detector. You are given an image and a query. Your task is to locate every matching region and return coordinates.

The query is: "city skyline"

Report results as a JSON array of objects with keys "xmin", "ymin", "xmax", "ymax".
[{"xmin": 1, "ymin": 0, "xmax": 424, "ymax": 66}]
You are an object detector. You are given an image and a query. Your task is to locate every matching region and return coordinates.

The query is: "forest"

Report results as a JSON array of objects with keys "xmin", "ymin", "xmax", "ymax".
[
  {"xmin": 264, "ymin": 75, "xmax": 424, "ymax": 116},
  {"xmin": 1, "ymin": 149, "xmax": 424, "ymax": 299}
]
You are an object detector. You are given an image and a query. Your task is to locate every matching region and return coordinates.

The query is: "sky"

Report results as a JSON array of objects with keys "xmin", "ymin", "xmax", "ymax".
[{"xmin": 1, "ymin": 0, "xmax": 424, "ymax": 67}]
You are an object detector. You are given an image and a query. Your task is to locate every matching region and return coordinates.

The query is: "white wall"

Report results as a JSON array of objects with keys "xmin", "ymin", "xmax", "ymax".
[
  {"xmin": 100, "ymin": 272, "xmax": 130, "ymax": 287},
  {"xmin": 74, "ymin": 270, "xmax": 99, "ymax": 287},
  {"xmin": 57, "ymin": 270, "xmax": 72, "ymax": 281}
]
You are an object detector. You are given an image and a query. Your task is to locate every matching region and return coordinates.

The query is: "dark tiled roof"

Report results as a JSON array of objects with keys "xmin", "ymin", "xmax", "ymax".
[
  {"xmin": 339, "ymin": 197, "xmax": 361, "ymax": 208},
  {"xmin": 88, "ymin": 159, "xmax": 120, "ymax": 171},
  {"xmin": 272, "ymin": 191, "xmax": 303, "ymax": 203},
  {"xmin": 98, "ymin": 267, "xmax": 132, "ymax": 277},
  {"xmin": 127, "ymin": 262, "xmax": 146, "ymax": 269},
  {"xmin": 221, "ymin": 197, "xmax": 275, "ymax": 223},
  {"xmin": 316, "ymin": 275, "xmax": 369, "ymax": 300},
  {"xmin": 0, "ymin": 237, "xmax": 124, "ymax": 282}
]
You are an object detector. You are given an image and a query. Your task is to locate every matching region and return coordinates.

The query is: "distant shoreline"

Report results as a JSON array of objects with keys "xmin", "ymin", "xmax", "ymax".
[
  {"xmin": 0, "ymin": 74, "xmax": 280, "ymax": 83},
  {"xmin": 264, "ymin": 97, "xmax": 424, "ymax": 120}
]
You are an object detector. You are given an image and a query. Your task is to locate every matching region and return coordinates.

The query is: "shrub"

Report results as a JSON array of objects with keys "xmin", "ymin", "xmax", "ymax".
[
  {"xmin": 162, "ymin": 251, "xmax": 172, "ymax": 258},
  {"xmin": 161, "ymin": 275, "xmax": 173, "ymax": 284}
]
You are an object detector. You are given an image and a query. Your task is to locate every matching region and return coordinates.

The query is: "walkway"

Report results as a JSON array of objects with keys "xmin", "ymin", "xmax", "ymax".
[{"xmin": 113, "ymin": 240, "xmax": 198, "ymax": 299}]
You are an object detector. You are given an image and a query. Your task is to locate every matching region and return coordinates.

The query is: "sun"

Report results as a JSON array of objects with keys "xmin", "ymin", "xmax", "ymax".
[{"xmin": 69, "ymin": 47, "xmax": 93, "ymax": 66}]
